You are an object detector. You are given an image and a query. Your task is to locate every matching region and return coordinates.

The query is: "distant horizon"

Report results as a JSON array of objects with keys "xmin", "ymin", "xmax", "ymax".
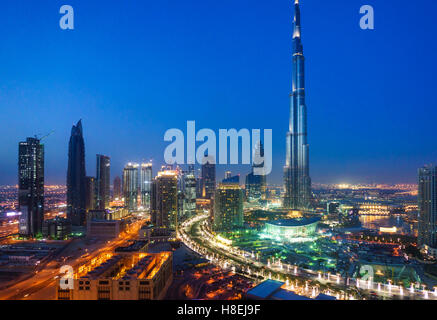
[
  {"xmin": 1, "ymin": 0, "xmax": 436, "ymax": 185},
  {"xmin": 0, "ymin": 180, "xmax": 420, "ymax": 188}
]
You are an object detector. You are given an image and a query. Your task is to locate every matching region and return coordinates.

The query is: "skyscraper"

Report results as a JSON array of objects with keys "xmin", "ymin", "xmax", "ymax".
[
  {"xmin": 66, "ymin": 120, "xmax": 87, "ymax": 226},
  {"xmin": 418, "ymin": 165, "xmax": 437, "ymax": 252},
  {"xmin": 246, "ymin": 141, "xmax": 266, "ymax": 202},
  {"xmin": 18, "ymin": 137, "xmax": 44, "ymax": 237},
  {"xmin": 201, "ymin": 156, "xmax": 216, "ymax": 200},
  {"xmin": 139, "ymin": 162, "xmax": 152, "ymax": 210},
  {"xmin": 283, "ymin": 0, "xmax": 312, "ymax": 210},
  {"xmin": 95, "ymin": 155, "xmax": 110, "ymax": 210},
  {"xmin": 213, "ymin": 183, "xmax": 244, "ymax": 232},
  {"xmin": 151, "ymin": 170, "xmax": 178, "ymax": 230},
  {"xmin": 223, "ymin": 175, "xmax": 239, "ymax": 184},
  {"xmin": 113, "ymin": 176, "xmax": 122, "ymax": 200},
  {"xmin": 225, "ymin": 171, "xmax": 232, "ymax": 180},
  {"xmin": 183, "ymin": 165, "xmax": 197, "ymax": 219},
  {"xmin": 123, "ymin": 163, "xmax": 139, "ymax": 211},
  {"xmin": 85, "ymin": 176, "xmax": 95, "ymax": 212}
]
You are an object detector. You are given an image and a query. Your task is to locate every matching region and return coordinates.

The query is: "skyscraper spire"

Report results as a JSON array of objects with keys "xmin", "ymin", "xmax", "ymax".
[
  {"xmin": 293, "ymin": 0, "xmax": 301, "ymax": 40},
  {"xmin": 284, "ymin": 0, "xmax": 312, "ymax": 210},
  {"xmin": 292, "ymin": 0, "xmax": 303, "ymax": 54}
]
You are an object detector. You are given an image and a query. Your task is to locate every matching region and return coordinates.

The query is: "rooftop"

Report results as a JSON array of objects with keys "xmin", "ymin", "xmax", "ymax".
[
  {"xmin": 77, "ymin": 252, "xmax": 171, "ymax": 281},
  {"xmin": 266, "ymin": 216, "xmax": 321, "ymax": 227},
  {"xmin": 246, "ymin": 280, "xmax": 284, "ymax": 299},
  {"xmin": 246, "ymin": 280, "xmax": 314, "ymax": 300}
]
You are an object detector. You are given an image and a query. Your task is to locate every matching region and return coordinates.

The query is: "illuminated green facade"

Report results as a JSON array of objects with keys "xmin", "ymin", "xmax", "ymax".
[{"xmin": 264, "ymin": 217, "xmax": 320, "ymax": 240}]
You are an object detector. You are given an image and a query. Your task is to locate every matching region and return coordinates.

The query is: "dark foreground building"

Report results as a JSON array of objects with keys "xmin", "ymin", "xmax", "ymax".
[
  {"xmin": 96, "ymin": 154, "xmax": 110, "ymax": 210},
  {"xmin": 418, "ymin": 165, "xmax": 437, "ymax": 256},
  {"xmin": 67, "ymin": 120, "xmax": 87, "ymax": 226},
  {"xmin": 18, "ymin": 137, "xmax": 44, "ymax": 237},
  {"xmin": 200, "ymin": 156, "xmax": 216, "ymax": 200},
  {"xmin": 42, "ymin": 217, "xmax": 72, "ymax": 240}
]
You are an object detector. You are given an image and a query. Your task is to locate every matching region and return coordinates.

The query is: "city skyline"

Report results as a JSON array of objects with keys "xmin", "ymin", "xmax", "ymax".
[
  {"xmin": 1, "ymin": 0, "xmax": 437, "ymax": 186},
  {"xmin": 0, "ymin": 0, "xmax": 436, "ymax": 303}
]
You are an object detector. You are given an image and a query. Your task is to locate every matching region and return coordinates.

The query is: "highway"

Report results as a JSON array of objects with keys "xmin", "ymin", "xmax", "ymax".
[{"xmin": 0, "ymin": 219, "xmax": 144, "ymax": 300}]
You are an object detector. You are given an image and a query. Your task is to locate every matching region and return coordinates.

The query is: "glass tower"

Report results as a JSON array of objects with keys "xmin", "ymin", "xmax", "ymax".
[
  {"xmin": 123, "ymin": 163, "xmax": 139, "ymax": 211},
  {"xmin": 201, "ymin": 156, "xmax": 216, "ymax": 200},
  {"xmin": 139, "ymin": 162, "xmax": 152, "ymax": 210},
  {"xmin": 95, "ymin": 154, "xmax": 110, "ymax": 210},
  {"xmin": 151, "ymin": 170, "xmax": 178, "ymax": 230},
  {"xmin": 85, "ymin": 176, "xmax": 95, "ymax": 211},
  {"xmin": 66, "ymin": 120, "xmax": 87, "ymax": 226},
  {"xmin": 183, "ymin": 165, "xmax": 197, "ymax": 219},
  {"xmin": 284, "ymin": 0, "xmax": 312, "ymax": 210},
  {"xmin": 246, "ymin": 141, "xmax": 266, "ymax": 202},
  {"xmin": 418, "ymin": 165, "xmax": 437, "ymax": 249},
  {"xmin": 18, "ymin": 137, "xmax": 44, "ymax": 237},
  {"xmin": 113, "ymin": 176, "xmax": 122, "ymax": 200},
  {"xmin": 213, "ymin": 183, "xmax": 244, "ymax": 232}
]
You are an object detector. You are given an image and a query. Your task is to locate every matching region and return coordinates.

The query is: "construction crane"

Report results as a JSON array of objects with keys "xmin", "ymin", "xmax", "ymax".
[{"xmin": 35, "ymin": 130, "xmax": 55, "ymax": 141}]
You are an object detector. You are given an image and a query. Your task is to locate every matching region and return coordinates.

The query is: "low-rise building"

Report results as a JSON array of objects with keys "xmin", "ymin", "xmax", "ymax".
[
  {"xmin": 42, "ymin": 217, "xmax": 72, "ymax": 240},
  {"xmin": 115, "ymin": 240, "xmax": 149, "ymax": 254},
  {"xmin": 86, "ymin": 208, "xmax": 131, "ymax": 239},
  {"xmin": 57, "ymin": 251, "xmax": 173, "ymax": 300}
]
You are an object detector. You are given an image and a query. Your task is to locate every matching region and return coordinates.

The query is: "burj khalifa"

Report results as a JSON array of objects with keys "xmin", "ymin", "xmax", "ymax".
[{"xmin": 283, "ymin": 0, "xmax": 312, "ymax": 210}]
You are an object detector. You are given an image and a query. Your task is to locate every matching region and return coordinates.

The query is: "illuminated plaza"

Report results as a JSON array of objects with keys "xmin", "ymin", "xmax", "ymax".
[{"xmin": 178, "ymin": 205, "xmax": 429, "ymax": 300}]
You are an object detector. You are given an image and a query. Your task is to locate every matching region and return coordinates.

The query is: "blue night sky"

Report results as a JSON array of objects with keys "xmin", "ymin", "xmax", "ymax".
[{"xmin": 0, "ymin": 0, "xmax": 436, "ymax": 185}]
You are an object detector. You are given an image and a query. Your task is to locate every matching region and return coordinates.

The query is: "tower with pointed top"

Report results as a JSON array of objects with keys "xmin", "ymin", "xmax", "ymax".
[
  {"xmin": 283, "ymin": 0, "xmax": 312, "ymax": 210},
  {"xmin": 67, "ymin": 120, "xmax": 87, "ymax": 226}
]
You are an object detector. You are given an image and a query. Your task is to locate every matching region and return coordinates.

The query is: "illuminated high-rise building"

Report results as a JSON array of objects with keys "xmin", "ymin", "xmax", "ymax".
[
  {"xmin": 123, "ymin": 163, "xmax": 139, "ymax": 211},
  {"xmin": 196, "ymin": 168, "xmax": 202, "ymax": 198},
  {"xmin": 113, "ymin": 176, "xmax": 122, "ymax": 200},
  {"xmin": 418, "ymin": 165, "xmax": 437, "ymax": 252},
  {"xmin": 223, "ymin": 174, "xmax": 239, "ymax": 185},
  {"xmin": 213, "ymin": 183, "xmax": 244, "ymax": 232},
  {"xmin": 183, "ymin": 165, "xmax": 197, "ymax": 219},
  {"xmin": 225, "ymin": 171, "xmax": 232, "ymax": 179},
  {"xmin": 151, "ymin": 170, "xmax": 178, "ymax": 230},
  {"xmin": 18, "ymin": 137, "xmax": 44, "ymax": 237},
  {"xmin": 200, "ymin": 156, "xmax": 216, "ymax": 200},
  {"xmin": 245, "ymin": 141, "xmax": 266, "ymax": 202},
  {"xmin": 95, "ymin": 155, "xmax": 110, "ymax": 210},
  {"xmin": 283, "ymin": 0, "xmax": 312, "ymax": 210},
  {"xmin": 66, "ymin": 120, "xmax": 87, "ymax": 226},
  {"xmin": 139, "ymin": 162, "xmax": 152, "ymax": 210}
]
